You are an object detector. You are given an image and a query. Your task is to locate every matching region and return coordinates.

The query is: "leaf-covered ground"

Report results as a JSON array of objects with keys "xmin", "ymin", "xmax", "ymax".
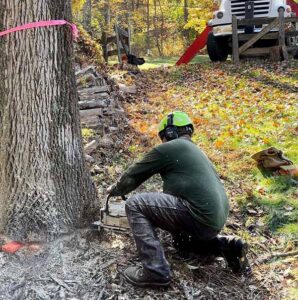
[{"xmin": 103, "ymin": 59, "xmax": 298, "ymax": 299}]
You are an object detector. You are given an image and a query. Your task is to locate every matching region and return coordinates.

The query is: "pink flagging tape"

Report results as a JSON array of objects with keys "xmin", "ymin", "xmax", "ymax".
[{"xmin": 0, "ymin": 20, "xmax": 78, "ymax": 40}]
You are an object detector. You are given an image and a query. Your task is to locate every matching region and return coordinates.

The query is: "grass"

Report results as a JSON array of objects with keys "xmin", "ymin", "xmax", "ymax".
[
  {"xmin": 235, "ymin": 174, "xmax": 297, "ymax": 236},
  {"xmin": 259, "ymin": 180, "xmax": 297, "ymax": 234},
  {"xmin": 108, "ymin": 55, "xmax": 210, "ymax": 70}
]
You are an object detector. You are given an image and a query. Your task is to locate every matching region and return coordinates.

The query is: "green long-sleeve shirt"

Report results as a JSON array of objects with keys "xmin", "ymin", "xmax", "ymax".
[{"xmin": 111, "ymin": 137, "xmax": 229, "ymax": 230}]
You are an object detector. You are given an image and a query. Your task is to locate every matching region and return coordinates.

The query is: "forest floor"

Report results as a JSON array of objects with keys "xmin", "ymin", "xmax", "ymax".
[{"xmin": 0, "ymin": 58, "xmax": 297, "ymax": 300}]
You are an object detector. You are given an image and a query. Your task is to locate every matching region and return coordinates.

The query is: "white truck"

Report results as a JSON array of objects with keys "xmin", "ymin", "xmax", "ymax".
[{"xmin": 207, "ymin": 0, "xmax": 294, "ymax": 61}]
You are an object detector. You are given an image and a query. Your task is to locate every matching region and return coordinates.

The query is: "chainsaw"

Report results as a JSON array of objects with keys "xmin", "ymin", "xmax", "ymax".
[{"xmin": 92, "ymin": 195, "xmax": 130, "ymax": 231}]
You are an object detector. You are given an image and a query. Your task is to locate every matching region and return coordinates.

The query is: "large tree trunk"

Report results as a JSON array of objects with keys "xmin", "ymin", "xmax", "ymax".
[{"xmin": 0, "ymin": 0, "xmax": 98, "ymax": 240}]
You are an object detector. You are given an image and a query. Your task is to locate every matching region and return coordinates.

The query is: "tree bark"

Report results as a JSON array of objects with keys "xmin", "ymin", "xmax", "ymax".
[
  {"xmin": 183, "ymin": 0, "xmax": 191, "ymax": 45},
  {"xmin": 153, "ymin": 0, "xmax": 162, "ymax": 56},
  {"xmin": 146, "ymin": 0, "xmax": 150, "ymax": 55},
  {"xmin": 158, "ymin": 0, "xmax": 164, "ymax": 55},
  {"xmin": 83, "ymin": 0, "xmax": 92, "ymax": 32},
  {"xmin": 0, "ymin": 0, "xmax": 98, "ymax": 240}
]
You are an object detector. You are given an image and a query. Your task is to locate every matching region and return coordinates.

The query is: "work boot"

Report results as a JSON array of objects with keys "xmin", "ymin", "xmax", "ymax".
[
  {"xmin": 173, "ymin": 233, "xmax": 219, "ymax": 257},
  {"xmin": 219, "ymin": 236, "xmax": 251, "ymax": 275},
  {"xmin": 123, "ymin": 266, "xmax": 171, "ymax": 287}
]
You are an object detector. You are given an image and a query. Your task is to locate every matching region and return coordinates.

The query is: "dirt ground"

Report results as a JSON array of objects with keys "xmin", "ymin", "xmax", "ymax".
[{"xmin": 0, "ymin": 227, "xmax": 270, "ymax": 300}]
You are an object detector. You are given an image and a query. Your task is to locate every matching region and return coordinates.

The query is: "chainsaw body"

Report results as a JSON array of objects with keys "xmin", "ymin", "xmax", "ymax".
[{"xmin": 98, "ymin": 196, "xmax": 130, "ymax": 231}]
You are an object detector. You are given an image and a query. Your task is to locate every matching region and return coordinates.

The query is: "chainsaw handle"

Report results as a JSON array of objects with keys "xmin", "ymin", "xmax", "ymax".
[{"xmin": 104, "ymin": 195, "xmax": 111, "ymax": 213}]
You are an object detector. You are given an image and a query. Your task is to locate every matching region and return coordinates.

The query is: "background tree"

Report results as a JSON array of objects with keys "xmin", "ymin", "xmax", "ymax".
[
  {"xmin": 184, "ymin": 0, "xmax": 214, "ymax": 34},
  {"xmin": 83, "ymin": 0, "xmax": 92, "ymax": 32},
  {"xmin": 72, "ymin": 1, "xmax": 217, "ymax": 58},
  {"xmin": 183, "ymin": 0, "xmax": 191, "ymax": 45},
  {"xmin": 0, "ymin": 0, "xmax": 98, "ymax": 240}
]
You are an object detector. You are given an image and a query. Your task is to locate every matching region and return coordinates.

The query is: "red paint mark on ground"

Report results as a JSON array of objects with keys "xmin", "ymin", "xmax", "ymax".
[{"xmin": 1, "ymin": 241, "xmax": 25, "ymax": 253}]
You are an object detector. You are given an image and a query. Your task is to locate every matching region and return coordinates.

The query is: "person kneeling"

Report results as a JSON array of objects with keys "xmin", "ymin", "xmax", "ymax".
[{"xmin": 108, "ymin": 111, "xmax": 251, "ymax": 287}]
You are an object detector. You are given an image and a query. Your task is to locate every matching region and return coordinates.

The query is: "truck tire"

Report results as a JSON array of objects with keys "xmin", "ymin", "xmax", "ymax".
[{"xmin": 207, "ymin": 32, "xmax": 228, "ymax": 62}]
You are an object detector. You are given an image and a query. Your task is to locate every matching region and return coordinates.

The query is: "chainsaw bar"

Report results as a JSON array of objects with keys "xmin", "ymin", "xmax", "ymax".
[{"xmin": 91, "ymin": 220, "xmax": 129, "ymax": 232}]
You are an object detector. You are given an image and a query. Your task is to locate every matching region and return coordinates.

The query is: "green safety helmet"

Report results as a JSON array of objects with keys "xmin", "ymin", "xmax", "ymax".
[{"xmin": 158, "ymin": 111, "xmax": 194, "ymax": 141}]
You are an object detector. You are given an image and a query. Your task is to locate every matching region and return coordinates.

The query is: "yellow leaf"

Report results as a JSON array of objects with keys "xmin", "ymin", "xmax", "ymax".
[
  {"xmin": 238, "ymin": 119, "xmax": 245, "ymax": 126},
  {"xmin": 215, "ymin": 140, "xmax": 224, "ymax": 149},
  {"xmin": 262, "ymin": 138, "xmax": 270, "ymax": 145}
]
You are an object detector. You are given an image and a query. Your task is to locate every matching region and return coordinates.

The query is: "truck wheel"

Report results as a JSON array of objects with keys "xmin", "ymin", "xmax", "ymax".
[{"xmin": 207, "ymin": 32, "xmax": 228, "ymax": 62}]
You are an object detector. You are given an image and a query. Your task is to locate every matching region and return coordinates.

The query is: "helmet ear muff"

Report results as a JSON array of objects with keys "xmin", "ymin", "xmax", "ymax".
[
  {"xmin": 184, "ymin": 125, "xmax": 193, "ymax": 136},
  {"xmin": 164, "ymin": 113, "xmax": 179, "ymax": 141}
]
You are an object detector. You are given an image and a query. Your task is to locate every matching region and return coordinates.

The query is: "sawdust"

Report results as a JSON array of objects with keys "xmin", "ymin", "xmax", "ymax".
[{"xmin": 0, "ymin": 229, "xmax": 269, "ymax": 300}]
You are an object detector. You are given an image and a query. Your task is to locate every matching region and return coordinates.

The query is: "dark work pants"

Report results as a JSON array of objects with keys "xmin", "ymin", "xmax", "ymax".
[{"xmin": 125, "ymin": 192, "xmax": 220, "ymax": 280}]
